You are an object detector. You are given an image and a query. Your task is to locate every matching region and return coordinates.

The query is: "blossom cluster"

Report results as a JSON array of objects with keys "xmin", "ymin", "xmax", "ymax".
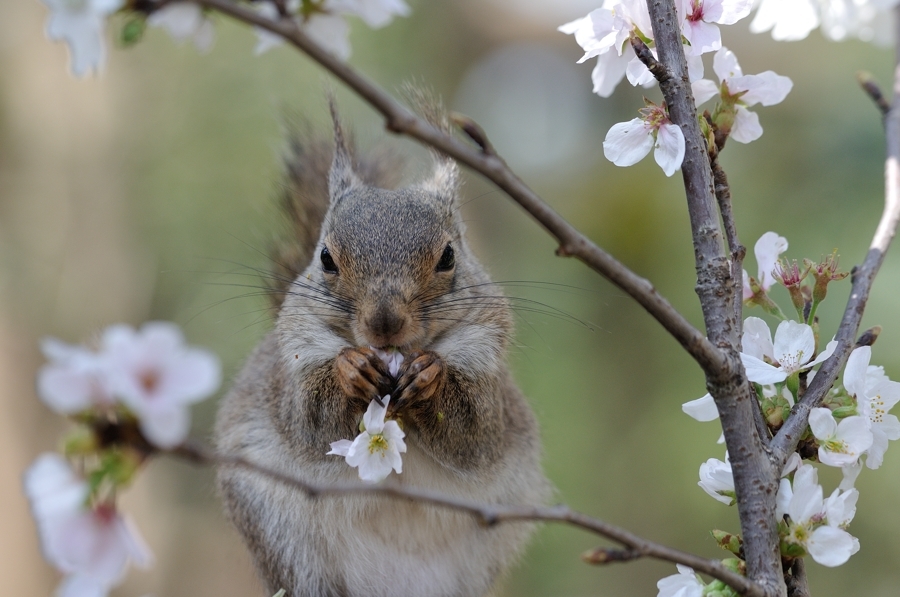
[
  {"xmin": 665, "ymin": 232, "xmax": 900, "ymax": 594},
  {"xmin": 26, "ymin": 322, "xmax": 221, "ymax": 597},
  {"xmin": 327, "ymin": 347, "xmax": 407, "ymax": 483},
  {"xmin": 39, "ymin": 0, "xmax": 410, "ymax": 77},
  {"xmin": 560, "ymin": 0, "xmax": 794, "ymax": 176}
]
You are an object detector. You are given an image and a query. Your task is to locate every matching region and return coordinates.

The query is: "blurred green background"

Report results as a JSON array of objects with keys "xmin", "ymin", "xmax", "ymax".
[{"xmin": 2, "ymin": 1, "xmax": 899, "ymax": 596}]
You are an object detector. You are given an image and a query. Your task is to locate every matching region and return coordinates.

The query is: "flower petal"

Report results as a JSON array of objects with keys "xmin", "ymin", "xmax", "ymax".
[
  {"xmin": 603, "ymin": 118, "xmax": 654, "ymax": 167},
  {"xmin": 591, "ymin": 49, "xmax": 630, "ymax": 97},
  {"xmin": 654, "ymin": 122, "xmax": 686, "ymax": 177},
  {"xmin": 742, "ymin": 316, "xmax": 774, "ymax": 359},
  {"xmin": 740, "ymin": 353, "xmax": 787, "ymax": 384},
  {"xmin": 682, "ymin": 393, "xmax": 719, "ymax": 421},
  {"xmin": 807, "ymin": 526, "xmax": 856, "ymax": 567},
  {"xmin": 730, "ymin": 106, "xmax": 763, "ymax": 143},
  {"xmin": 843, "ymin": 346, "xmax": 871, "ymax": 399}
]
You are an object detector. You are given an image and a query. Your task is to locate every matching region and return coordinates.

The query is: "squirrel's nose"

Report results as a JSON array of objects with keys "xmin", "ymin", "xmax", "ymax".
[{"xmin": 365, "ymin": 305, "xmax": 407, "ymax": 346}]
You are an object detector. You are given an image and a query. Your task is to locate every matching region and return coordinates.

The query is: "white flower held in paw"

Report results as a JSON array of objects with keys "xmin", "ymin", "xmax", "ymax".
[
  {"xmin": 372, "ymin": 346, "xmax": 404, "ymax": 378},
  {"xmin": 328, "ymin": 395, "xmax": 407, "ymax": 483},
  {"xmin": 102, "ymin": 322, "xmax": 221, "ymax": 449},
  {"xmin": 147, "ymin": 4, "xmax": 215, "ymax": 52},
  {"xmin": 739, "ymin": 317, "xmax": 836, "ymax": 384},
  {"xmin": 656, "ymin": 564, "xmax": 705, "ymax": 597},
  {"xmin": 37, "ymin": 338, "xmax": 113, "ymax": 414},
  {"xmin": 809, "ymin": 408, "xmax": 873, "ymax": 467},
  {"xmin": 40, "ymin": 0, "xmax": 124, "ymax": 77},
  {"xmin": 24, "ymin": 454, "xmax": 153, "ymax": 596},
  {"xmin": 844, "ymin": 346, "xmax": 900, "ymax": 469},
  {"xmin": 603, "ymin": 102, "xmax": 685, "ymax": 176}
]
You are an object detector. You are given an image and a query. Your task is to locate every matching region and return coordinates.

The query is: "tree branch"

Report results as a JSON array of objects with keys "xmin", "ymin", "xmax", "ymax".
[
  {"xmin": 171, "ymin": 440, "xmax": 762, "ymax": 596},
  {"xmin": 181, "ymin": 0, "xmax": 726, "ymax": 374},
  {"xmin": 639, "ymin": 2, "xmax": 783, "ymax": 594},
  {"xmin": 770, "ymin": 6, "xmax": 900, "ymax": 465}
]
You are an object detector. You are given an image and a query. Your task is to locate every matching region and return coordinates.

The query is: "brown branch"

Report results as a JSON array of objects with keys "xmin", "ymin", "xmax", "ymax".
[
  {"xmin": 771, "ymin": 6, "xmax": 900, "ymax": 465},
  {"xmin": 786, "ymin": 558, "xmax": 810, "ymax": 597},
  {"xmin": 639, "ymin": 2, "xmax": 782, "ymax": 595},
  {"xmin": 858, "ymin": 72, "xmax": 891, "ymax": 116},
  {"xmin": 182, "ymin": 0, "xmax": 726, "ymax": 375},
  {"xmin": 711, "ymin": 153, "xmax": 746, "ymax": 345},
  {"xmin": 171, "ymin": 440, "xmax": 759, "ymax": 595}
]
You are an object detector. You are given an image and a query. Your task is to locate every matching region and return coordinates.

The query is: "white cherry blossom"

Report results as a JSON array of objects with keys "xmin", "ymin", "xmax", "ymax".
[
  {"xmin": 40, "ymin": 0, "xmax": 124, "ymax": 77},
  {"xmin": 750, "ymin": 0, "xmax": 819, "ymax": 41},
  {"xmin": 656, "ymin": 564, "xmax": 704, "ymax": 597},
  {"xmin": 102, "ymin": 322, "xmax": 221, "ymax": 449},
  {"xmin": 328, "ymin": 395, "xmax": 407, "ymax": 483},
  {"xmin": 739, "ymin": 318, "xmax": 836, "ymax": 385},
  {"xmin": 741, "ymin": 231, "xmax": 788, "ymax": 300},
  {"xmin": 603, "ymin": 102, "xmax": 685, "ymax": 176},
  {"xmin": 698, "ymin": 457, "xmax": 735, "ymax": 504},
  {"xmin": 844, "ymin": 346, "xmax": 900, "ymax": 468},
  {"xmin": 147, "ymin": 3, "xmax": 215, "ymax": 53},
  {"xmin": 778, "ymin": 463, "xmax": 859, "ymax": 567},
  {"xmin": 559, "ymin": 0, "xmax": 653, "ymax": 97},
  {"xmin": 809, "ymin": 408, "xmax": 873, "ymax": 467},
  {"xmin": 37, "ymin": 338, "xmax": 113, "ymax": 414},
  {"xmin": 679, "ymin": 0, "xmax": 753, "ymax": 55},
  {"xmin": 372, "ymin": 346, "xmax": 404, "ymax": 378},
  {"xmin": 692, "ymin": 48, "xmax": 793, "ymax": 143},
  {"xmin": 24, "ymin": 454, "xmax": 152, "ymax": 596}
]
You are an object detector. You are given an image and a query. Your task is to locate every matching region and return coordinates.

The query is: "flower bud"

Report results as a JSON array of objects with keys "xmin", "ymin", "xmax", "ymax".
[{"xmin": 712, "ymin": 529, "xmax": 743, "ymax": 556}]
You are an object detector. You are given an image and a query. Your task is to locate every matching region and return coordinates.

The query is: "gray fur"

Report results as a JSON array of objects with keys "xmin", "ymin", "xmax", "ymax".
[{"xmin": 216, "ymin": 110, "xmax": 549, "ymax": 597}]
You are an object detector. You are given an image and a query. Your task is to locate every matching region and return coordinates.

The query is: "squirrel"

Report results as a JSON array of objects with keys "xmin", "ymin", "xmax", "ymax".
[{"xmin": 214, "ymin": 101, "xmax": 550, "ymax": 597}]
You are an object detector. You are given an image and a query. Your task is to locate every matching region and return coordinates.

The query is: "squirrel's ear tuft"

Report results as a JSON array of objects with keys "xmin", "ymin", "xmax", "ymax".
[
  {"xmin": 328, "ymin": 98, "xmax": 361, "ymax": 202},
  {"xmin": 420, "ymin": 158, "xmax": 459, "ymax": 206}
]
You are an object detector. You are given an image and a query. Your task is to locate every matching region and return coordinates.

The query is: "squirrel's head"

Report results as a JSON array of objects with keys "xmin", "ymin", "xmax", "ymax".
[{"xmin": 299, "ymin": 116, "xmax": 492, "ymax": 352}]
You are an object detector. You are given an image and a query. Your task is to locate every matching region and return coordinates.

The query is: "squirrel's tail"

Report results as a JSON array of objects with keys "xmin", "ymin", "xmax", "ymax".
[{"xmin": 268, "ymin": 120, "xmax": 403, "ymax": 310}]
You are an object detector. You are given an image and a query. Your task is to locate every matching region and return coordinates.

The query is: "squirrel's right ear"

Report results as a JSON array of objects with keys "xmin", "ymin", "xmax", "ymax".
[{"xmin": 328, "ymin": 99, "xmax": 361, "ymax": 203}]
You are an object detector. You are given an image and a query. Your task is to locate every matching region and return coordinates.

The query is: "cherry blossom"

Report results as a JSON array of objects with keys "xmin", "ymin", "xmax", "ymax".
[
  {"xmin": 739, "ymin": 318, "xmax": 836, "ymax": 385},
  {"xmin": 698, "ymin": 457, "xmax": 735, "ymax": 504},
  {"xmin": 255, "ymin": 0, "xmax": 408, "ymax": 59},
  {"xmin": 559, "ymin": 0, "xmax": 653, "ymax": 97},
  {"xmin": 372, "ymin": 346, "xmax": 404, "ymax": 378},
  {"xmin": 328, "ymin": 395, "xmax": 407, "ymax": 483},
  {"xmin": 603, "ymin": 101, "xmax": 685, "ymax": 176},
  {"xmin": 679, "ymin": 0, "xmax": 753, "ymax": 55},
  {"xmin": 809, "ymin": 408, "xmax": 873, "ymax": 467},
  {"xmin": 24, "ymin": 454, "xmax": 152, "ymax": 597},
  {"xmin": 147, "ymin": 3, "xmax": 215, "ymax": 53},
  {"xmin": 39, "ymin": 0, "xmax": 124, "ymax": 77},
  {"xmin": 102, "ymin": 322, "xmax": 221, "ymax": 449},
  {"xmin": 693, "ymin": 48, "xmax": 793, "ymax": 143},
  {"xmin": 656, "ymin": 564, "xmax": 705, "ymax": 597},
  {"xmin": 777, "ymin": 463, "xmax": 859, "ymax": 567},
  {"xmin": 741, "ymin": 231, "xmax": 789, "ymax": 300},
  {"xmin": 37, "ymin": 338, "xmax": 113, "ymax": 414},
  {"xmin": 750, "ymin": 0, "xmax": 819, "ymax": 41},
  {"xmin": 844, "ymin": 346, "xmax": 900, "ymax": 469}
]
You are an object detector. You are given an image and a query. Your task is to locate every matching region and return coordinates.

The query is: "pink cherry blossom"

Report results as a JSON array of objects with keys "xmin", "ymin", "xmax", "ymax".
[{"xmin": 102, "ymin": 322, "xmax": 221, "ymax": 448}]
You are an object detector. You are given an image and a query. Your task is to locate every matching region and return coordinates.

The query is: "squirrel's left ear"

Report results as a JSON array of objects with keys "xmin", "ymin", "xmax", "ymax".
[
  {"xmin": 420, "ymin": 158, "xmax": 459, "ymax": 207},
  {"xmin": 328, "ymin": 98, "xmax": 361, "ymax": 203}
]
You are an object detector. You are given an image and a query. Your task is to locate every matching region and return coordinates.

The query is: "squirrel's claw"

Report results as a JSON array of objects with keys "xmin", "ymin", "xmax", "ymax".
[
  {"xmin": 393, "ymin": 351, "xmax": 444, "ymax": 411},
  {"xmin": 334, "ymin": 347, "xmax": 392, "ymax": 405}
]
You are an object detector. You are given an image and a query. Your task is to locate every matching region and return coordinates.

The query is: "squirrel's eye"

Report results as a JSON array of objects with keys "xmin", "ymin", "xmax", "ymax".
[
  {"xmin": 436, "ymin": 243, "xmax": 455, "ymax": 272},
  {"xmin": 320, "ymin": 247, "xmax": 338, "ymax": 274}
]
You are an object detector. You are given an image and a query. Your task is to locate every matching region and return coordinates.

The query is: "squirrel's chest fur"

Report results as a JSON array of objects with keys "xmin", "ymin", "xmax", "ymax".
[{"xmin": 215, "ymin": 332, "xmax": 547, "ymax": 597}]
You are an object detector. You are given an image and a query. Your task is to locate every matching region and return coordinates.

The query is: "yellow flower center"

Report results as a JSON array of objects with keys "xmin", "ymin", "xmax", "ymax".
[{"xmin": 368, "ymin": 433, "xmax": 388, "ymax": 455}]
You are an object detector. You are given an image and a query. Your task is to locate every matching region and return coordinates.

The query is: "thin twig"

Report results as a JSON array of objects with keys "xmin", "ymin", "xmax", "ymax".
[
  {"xmin": 183, "ymin": 0, "xmax": 726, "ymax": 375},
  {"xmin": 172, "ymin": 440, "xmax": 760, "ymax": 595},
  {"xmin": 771, "ymin": 7, "xmax": 900, "ymax": 465},
  {"xmin": 858, "ymin": 72, "xmax": 891, "ymax": 116},
  {"xmin": 711, "ymin": 153, "xmax": 746, "ymax": 345},
  {"xmin": 786, "ymin": 558, "xmax": 810, "ymax": 597}
]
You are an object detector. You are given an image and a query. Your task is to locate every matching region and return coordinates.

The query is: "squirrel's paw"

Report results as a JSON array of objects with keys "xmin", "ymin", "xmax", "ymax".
[
  {"xmin": 334, "ymin": 347, "xmax": 392, "ymax": 405},
  {"xmin": 393, "ymin": 351, "xmax": 445, "ymax": 410}
]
